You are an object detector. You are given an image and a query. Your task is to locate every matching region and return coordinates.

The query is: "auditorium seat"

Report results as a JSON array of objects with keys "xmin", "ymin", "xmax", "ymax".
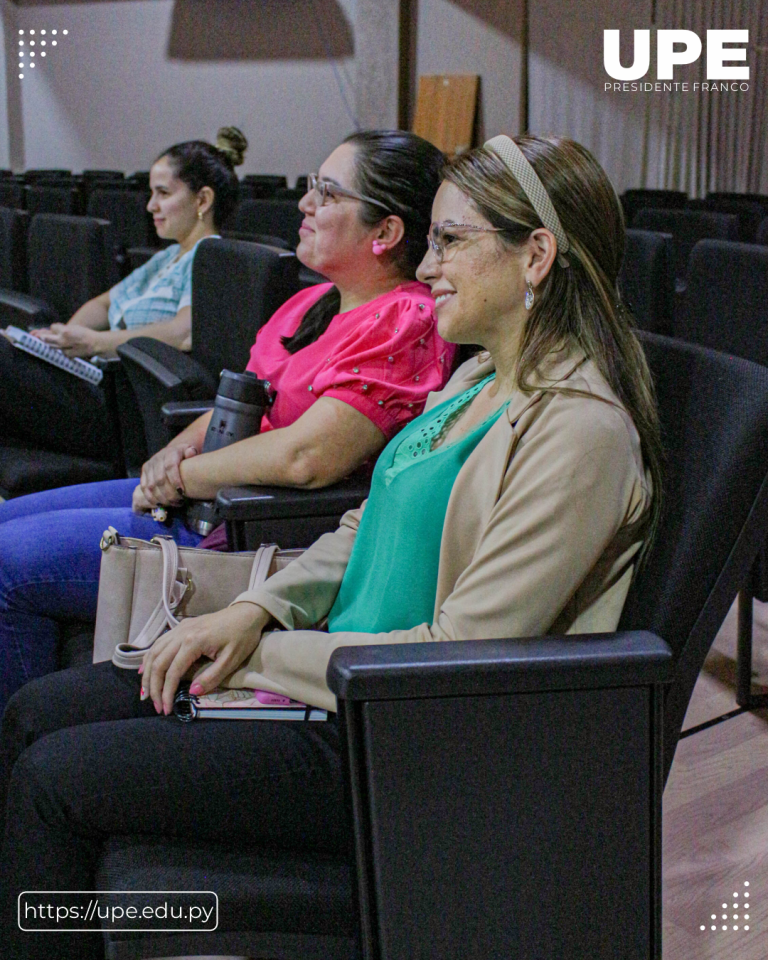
[
  {"xmin": 621, "ymin": 188, "xmax": 687, "ymax": 225},
  {"xmin": 672, "ymin": 238, "xmax": 768, "ymax": 706},
  {"xmin": 24, "ymin": 183, "xmax": 82, "ymax": 216},
  {"xmin": 231, "ymin": 198, "xmax": 304, "ymax": 248},
  {"xmin": 116, "ymin": 238, "xmax": 300, "ymax": 455},
  {"xmin": 687, "ymin": 196, "xmax": 766, "ymax": 243},
  {"xmin": 633, "ymin": 208, "xmax": 739, "ymax": 291},
  {"xmin": 0, "ymin": 213, "xmax": 118, "ymax": 329},
  {"xmin": 87, "ymin": 187, "xmax": 157, "ymax": 274},
  {"xmin": 0, "ymin": 208, "xmax": 29, "ymax": 293},
  {"xmin": 619, "ymin": 229, "xmax": 674, "ymax": 335},
  {"xmin": 0, "ymin": 181, "xmax": 25, "ymax": 209}
]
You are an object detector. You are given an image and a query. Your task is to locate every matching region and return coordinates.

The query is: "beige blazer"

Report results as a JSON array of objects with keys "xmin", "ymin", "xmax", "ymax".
[{"xmin": 227, "ymin": 350, "xmax": 650, "ymax": 711}]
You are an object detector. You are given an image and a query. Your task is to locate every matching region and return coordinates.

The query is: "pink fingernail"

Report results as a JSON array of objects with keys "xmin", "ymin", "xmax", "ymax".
[
  {"xmin": 140, "ymin": 687, "xmax": 145, "ymax": 697},
  {"xmin": 138, "ymin": 665, "xmax": 144, "ymax": 675},
  {"xmin": 189, "ymin": 682, "xmax": 203, "ymax": 696}
]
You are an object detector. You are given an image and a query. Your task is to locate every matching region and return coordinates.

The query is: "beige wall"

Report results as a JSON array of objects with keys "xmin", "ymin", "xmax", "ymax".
[
  {"xmin": 3, "ymin": 0, "xmax": 358, "ymax": 181},
  {"xmin": 528, "ymin": 0, "xmax": 654, "ymax": 194},
  {"xmin": 415, "ymin": 0, "xmax": 524, "ymax": 140}
]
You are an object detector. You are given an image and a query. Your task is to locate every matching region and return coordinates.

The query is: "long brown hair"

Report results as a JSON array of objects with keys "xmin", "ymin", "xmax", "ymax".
[{"xmin": 443, "ymin": 135, "xmax": 662, "ymax": 565}]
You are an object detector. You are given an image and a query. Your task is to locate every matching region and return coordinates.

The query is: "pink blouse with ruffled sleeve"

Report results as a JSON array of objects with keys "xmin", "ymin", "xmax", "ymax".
[{"xmin": 245, "ymin": 282, "xmax": 455, "ymax": 439}]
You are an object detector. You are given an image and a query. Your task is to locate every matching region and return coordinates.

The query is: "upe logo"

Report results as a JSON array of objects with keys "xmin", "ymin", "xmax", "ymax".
[{"xmin": 604, "ymin": 29, "xmax": 749, "ymax": 90}]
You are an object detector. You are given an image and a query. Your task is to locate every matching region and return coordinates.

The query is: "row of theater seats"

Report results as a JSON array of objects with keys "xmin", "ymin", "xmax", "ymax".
[
  {"xmin": 0, "ymin": 199, "xmax": 310, "ymax": 305},
  {"xmin": 0, "ymin": 169, "xmax": 308, "ymax": 217},
  {"xmin": 0, "ymin": 236, "xmax": 302, "ymax": 498},
  {"xmin": 619, "ymin": 229, "xmax": 768, "ymax": 343},
  {"xmin": 620, "ymin": 189, "xmax": 768, "ymax": 289},
  {"xmin": 4, "ymin": 189, "xmax": 768, "ymax": 957}
]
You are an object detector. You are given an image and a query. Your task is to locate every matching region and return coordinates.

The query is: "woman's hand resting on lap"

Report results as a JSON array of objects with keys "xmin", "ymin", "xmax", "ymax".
[
  {"xmin": 135, "ymin": 442, "xmax": 199, "ymax": 510},
  {"xmin": 140, "ymin": 602, "xmax": 272, "ymax": 715},
  {"xmin": 33, "ymin": 323, "xmax": 101, "ymax": 358}
]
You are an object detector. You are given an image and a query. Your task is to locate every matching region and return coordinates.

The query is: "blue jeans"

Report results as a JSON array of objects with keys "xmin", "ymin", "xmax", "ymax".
[{"xmin": 0, "ymin": 479, "xmax": 202, "ymax": 714}]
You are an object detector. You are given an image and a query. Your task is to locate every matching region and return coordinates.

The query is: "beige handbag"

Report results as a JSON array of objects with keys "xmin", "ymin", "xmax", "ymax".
[{"xmin": 93, "ymin": 527, "xmax": 301, "ymax": 668}]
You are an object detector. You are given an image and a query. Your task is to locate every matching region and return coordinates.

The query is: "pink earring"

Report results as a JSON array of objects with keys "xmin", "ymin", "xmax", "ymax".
[{"xmin": 372, "ymin": 241, "xmax": 386, "ymax": 255}]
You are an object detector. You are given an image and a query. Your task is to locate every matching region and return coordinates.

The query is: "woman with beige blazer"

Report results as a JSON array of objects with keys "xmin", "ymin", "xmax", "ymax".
[{"xmin": 1, "ymin": 134, "xmax": 662, "ymax": 960}]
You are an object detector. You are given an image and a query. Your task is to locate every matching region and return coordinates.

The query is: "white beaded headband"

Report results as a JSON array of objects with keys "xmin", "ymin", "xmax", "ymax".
[{"xmin": 484, "ymin": 135, "xmax": 571, "ymax": 268}]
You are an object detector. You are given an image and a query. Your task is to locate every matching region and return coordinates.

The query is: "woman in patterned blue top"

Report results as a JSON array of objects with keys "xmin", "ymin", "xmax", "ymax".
[{"xmin": 0, "ymin": 127, "xmax": 246, "ymax": 460}]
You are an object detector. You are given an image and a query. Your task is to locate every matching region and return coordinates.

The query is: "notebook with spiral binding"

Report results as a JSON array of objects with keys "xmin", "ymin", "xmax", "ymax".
[
  {"xmin": 4, "ymin": 325, "xmax": 103, "ymax": 385},
  {"xmin": 174, "ymin": 685, "xmax": 328, "ymax": 722}
]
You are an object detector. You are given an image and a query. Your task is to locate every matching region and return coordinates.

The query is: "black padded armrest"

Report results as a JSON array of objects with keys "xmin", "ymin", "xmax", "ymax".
[
  {"xmin": 328, "ymin": 630, "xmax": 673, "ymax": 701},
  {"xmin": 0, "ymin": 290, "xmax": 60, "ymax": 328},
  {"xmin": 216, "ymin": 477, "xmax": 370, "ymax": 521},
  {"xmin": 117, "ymin": 339, "xmax": 217, "ymax": 394},
  {"xmin": 161, "ymin": 399, "xmax": 215, "ymax": 427}
]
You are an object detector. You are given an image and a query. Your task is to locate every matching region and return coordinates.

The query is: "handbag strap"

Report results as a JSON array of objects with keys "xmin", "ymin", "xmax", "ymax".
[
  {"xmin": 157, "ymin": 536, "xmax": 188, "ymax": 627},
  {"xmin": 113, "ymin": 541, "xmax": 277, "ymax": 666},
  {"xmin": 248, "ymin": 544, "xmax": 279, "ymax": 592}
]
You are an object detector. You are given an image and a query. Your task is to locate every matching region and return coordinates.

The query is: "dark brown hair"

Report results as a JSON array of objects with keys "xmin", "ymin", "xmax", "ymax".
[
  {"xmin": 282, "ymin": 130, "xmax": 444, "ymax": 354},
  {"xmin": 156, "ymin": 126, "xmax": 247, "ymax": 229}
]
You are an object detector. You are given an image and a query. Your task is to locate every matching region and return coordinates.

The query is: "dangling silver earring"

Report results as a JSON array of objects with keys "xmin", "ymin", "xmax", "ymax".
[{"xmin": 524, "ymin": 279, "xmax": 535, "ymax": 311}]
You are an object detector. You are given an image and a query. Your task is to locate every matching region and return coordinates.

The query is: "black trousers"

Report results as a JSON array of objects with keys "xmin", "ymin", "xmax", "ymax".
[
  {"xmin": 0, "ymin": 662, "xmax": 344, "ymax": 960},
  {"xmin": 0, "ymin": 335, "xmax": 120, "ymax": 460}
]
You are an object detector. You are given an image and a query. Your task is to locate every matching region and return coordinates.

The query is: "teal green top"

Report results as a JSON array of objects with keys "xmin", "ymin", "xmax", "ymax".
[{"xmin": 328, "ymin": 375, "xmax": 508, "ymax": 633}]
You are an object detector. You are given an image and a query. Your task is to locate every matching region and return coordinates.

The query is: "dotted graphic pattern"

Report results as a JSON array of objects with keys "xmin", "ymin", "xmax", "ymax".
[
  {"xmin": 699, "ymin": 881, "xmax": 752, "ymax": 933},
  {"xmin": 17, "ymin": 28, "xmax": 69, "ymax": 79}
]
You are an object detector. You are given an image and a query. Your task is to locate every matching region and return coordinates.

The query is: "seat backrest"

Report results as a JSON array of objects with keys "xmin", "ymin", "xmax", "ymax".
[
  {"xmin": 619, "ymin": 333, "xmax": 768, "ymax": 775},
  {"xmin": 86, "ymin": 187, "xmax": 154, "ymax": 249},
  {"xmin": 619, "ymin": 229, "xmax": 674, "ymax": 335},
  {"xmin": 25, "ymin": 184, "xmax": 81, "ymax": 216},
  {"xmin": 0, "ymin": 207, "xmax": 29, "ymax": 291},
  {"xmin": 621, "ymin": 189, "xmax": 687, "ymax": 224},
  {"xmin": 633, "ymin": 208, "xmax": 740, "ymax": 285},
  {"xmin": 23, "ymin": 168, "xmax": 71, "ymax": 181},
  {"xmin": 190, "ymin": 237, "xmax": 300, "ymax": 377},
  {"xmin": 231, "ymin": 198, "xmax": 304, "ymax": 249},
  {"xmin": 757, "ymin": 217, "xmax": 768, "ymax": 245},
  {"xmin": 27, "ymin": 213, "xmax": 118, "ymax": 321},
  {"xmin": 0, "ymin": 182, "xmax": 25, "ymax": 209},
  {"xmin": 674, "ymin": 240, "xmax": 768, "ymax": 615},
  {"xmin": 689, "ymin": 197, "xmax": 766, "ymax": 242},
  {"xmin": 673, "ymin": 240, "xmax": 768, "ymax": 364}
]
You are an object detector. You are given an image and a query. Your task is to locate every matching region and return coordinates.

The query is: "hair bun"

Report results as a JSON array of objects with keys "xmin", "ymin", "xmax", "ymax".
[{"xmin": 215, "ymin": 126, "xmax": 248, "ymax": 167}]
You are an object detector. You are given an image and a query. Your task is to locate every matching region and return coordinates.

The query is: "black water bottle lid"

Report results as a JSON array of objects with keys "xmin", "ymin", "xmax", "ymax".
[{"xmin": 217, "ymin": 369, "xmax": 270, "ymax": 406}]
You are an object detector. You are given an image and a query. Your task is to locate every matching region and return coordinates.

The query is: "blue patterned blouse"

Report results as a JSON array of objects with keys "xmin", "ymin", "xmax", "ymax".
[{"xmin": 107, "ymin": 236, "xmax": 215, "ymax": 331}]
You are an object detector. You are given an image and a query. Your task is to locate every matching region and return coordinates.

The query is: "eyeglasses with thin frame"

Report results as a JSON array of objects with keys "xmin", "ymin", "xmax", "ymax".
[
  {"xmin": 307, "ymin": 173, "xmax": 390, "ymax": 211},
  {"xmin": 427, "ymin": 221, "xmax": 504, "ymax": 263}
]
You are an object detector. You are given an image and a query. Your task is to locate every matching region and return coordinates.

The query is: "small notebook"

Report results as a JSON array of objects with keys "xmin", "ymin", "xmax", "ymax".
[
  {"xmin": 4, "ymin": 325, "xmax": 103, "ymax": 385},
  {"xmin": 173, "ymin": 686, "xmax": 328, "ymax": 722}
]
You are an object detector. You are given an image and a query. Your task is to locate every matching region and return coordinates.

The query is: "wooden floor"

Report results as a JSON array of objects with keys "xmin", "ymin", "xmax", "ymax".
[{"xmin": 663, "ymin": 599, "xmax": 768, "ymax": 958}]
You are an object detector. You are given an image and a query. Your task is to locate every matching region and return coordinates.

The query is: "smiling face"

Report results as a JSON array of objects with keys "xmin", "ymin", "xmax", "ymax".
[
  {"xmin": 296, "ymin": 142, "xmax": 381, "ymax": 279},
  {"xmin": 416, "ymin": 181, "xmax": 528, "ymax": 348},
  {"xmin": 147, "ymin": 156, "xmax": 203, "ymax": 244}
]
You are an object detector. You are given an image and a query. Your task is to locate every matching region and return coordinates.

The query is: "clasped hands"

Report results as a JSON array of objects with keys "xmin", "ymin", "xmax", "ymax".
[
  {"xmin": 140, "ymin": 601, "xmax": 273, "ymax": 715},
  {"xmin": 31, "ymin": 323, "xmax": 101, "ymax": 358},
  {"xmin": 132, "ymin": 443, "xmax": 199, "ymax": 513}
]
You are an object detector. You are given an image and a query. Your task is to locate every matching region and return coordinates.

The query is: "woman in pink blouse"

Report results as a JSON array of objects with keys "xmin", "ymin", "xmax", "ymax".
[
  {"xmin": 135, "ymin": 130, "xmax": 455, "ymax": 509},
  {"xmin": 0, "ymin": 130, "xmax": 452, "ymax": 714}
]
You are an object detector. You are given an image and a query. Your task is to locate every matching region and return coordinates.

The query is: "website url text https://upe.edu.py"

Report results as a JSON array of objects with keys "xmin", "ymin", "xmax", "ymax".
[{"xmin": 18, "ymin": 891, "xmax": 218, "ymax": 932}]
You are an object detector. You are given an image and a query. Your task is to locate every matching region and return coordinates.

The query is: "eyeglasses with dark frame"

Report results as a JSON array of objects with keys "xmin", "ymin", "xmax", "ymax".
[
  {"xmin": 427, "ymin": 221, "xmax": 504, "ymax": 263},
  {"xmin": 307, "ymin": 173, "xmax": 390, "ymax": 211}
]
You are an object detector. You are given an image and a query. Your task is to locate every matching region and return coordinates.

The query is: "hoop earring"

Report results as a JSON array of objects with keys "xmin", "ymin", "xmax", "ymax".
[{"xmin": 525, "ymin": 279, "xmax": 535, "ymax": 311}]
